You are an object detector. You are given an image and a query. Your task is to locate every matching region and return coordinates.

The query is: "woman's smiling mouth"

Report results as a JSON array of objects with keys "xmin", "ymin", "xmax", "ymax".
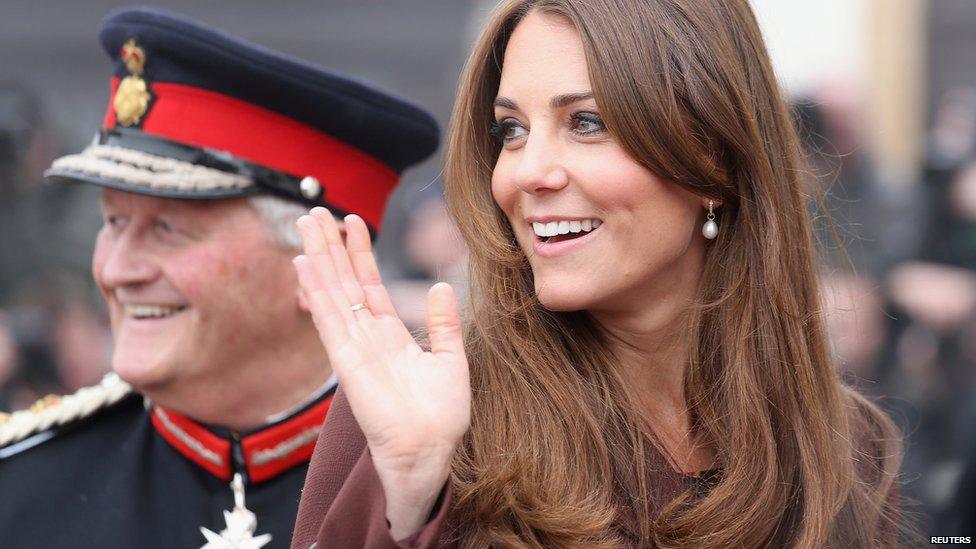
[{"xmin": 528, "ymin": 217, "xmax": 603, "ymax": 256}]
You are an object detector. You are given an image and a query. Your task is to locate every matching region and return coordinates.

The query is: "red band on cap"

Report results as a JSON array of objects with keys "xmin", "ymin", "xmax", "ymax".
[{"xmin": 103, "ymin": 78, "xmax": 396, "ymax": 230}]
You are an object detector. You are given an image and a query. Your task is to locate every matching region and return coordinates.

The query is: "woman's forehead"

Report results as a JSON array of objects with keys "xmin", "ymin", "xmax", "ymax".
[{"xmin": 498, "ymin": 11, "xmax": 590, "ymax": 100}]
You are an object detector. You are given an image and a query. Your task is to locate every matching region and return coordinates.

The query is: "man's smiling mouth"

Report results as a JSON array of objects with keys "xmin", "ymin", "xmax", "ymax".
[{"xmin": 124, "ymin": 304, "xmax": 188, "ymax": 319}]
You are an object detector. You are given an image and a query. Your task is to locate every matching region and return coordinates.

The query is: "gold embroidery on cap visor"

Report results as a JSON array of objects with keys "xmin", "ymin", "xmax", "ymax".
[{"xmin": 114, "ymin": 38, "xmax": 151, "ymax": 126}]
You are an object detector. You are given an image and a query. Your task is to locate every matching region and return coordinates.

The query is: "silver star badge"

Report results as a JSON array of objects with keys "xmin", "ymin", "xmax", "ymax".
[{"xmin": 200, "ymin": 473, "xmax": 273, "ymax": 549}]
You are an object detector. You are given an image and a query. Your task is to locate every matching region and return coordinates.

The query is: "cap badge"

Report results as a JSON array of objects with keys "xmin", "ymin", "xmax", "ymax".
[{"xmin": 114, "ymin": 38, "xmax": 152, "ymax": 127}]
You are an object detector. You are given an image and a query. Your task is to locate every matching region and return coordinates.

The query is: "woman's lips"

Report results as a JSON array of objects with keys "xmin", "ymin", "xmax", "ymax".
[{"xmin": 532, "ymin": 223, "xmax": 602, "ymax": 258}]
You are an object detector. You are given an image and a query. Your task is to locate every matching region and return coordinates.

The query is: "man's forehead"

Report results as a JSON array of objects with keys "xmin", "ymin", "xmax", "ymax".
[{"xmin": 99, "ymin": 188, "xmax": 237, "ymax": 215}]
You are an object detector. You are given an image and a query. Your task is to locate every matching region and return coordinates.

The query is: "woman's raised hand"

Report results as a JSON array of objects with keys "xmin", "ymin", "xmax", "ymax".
[{"xmin": 293, "ymin": 208, "xmax": 471, "ymax": 538}]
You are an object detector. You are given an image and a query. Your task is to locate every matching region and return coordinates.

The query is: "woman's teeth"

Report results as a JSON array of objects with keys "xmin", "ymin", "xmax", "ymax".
[
  {"xmin": 532, "ymin": 219, "xmax": 601, "ymax": 238},
  {"xmin": 125, "ymin": 305, "xmax": 187, "ymax": 319}
]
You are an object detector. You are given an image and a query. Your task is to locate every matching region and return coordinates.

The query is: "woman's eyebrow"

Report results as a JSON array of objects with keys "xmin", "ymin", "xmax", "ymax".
[
  {"xmin": 549, "ymin": 91, "xmax": 593, "ymax": 109},
  {"xmin": 493, "ymin": 96, "xmax": 518, "ymax": 110},
  {"xmin": 493, "ymin": 91, "xmax": 595, "ymax": 111}
]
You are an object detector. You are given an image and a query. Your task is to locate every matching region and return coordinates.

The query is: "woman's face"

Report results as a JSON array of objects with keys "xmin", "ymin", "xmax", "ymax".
[{"xmin": 491, "ymin": 11, "xmax": 709, "ymax": 315}]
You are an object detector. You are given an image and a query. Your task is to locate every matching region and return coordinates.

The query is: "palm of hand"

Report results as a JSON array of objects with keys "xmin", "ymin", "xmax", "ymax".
[
  {"xmin": 293, "ymin": 208, "xmax": 471, "ymax": 486},
  {"xmin": 335, "ymin": 316, "xmax": 471, "ymax": 474}
]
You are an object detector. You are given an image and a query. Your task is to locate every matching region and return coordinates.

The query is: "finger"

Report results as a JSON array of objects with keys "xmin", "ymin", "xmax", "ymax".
[
  {"xmin": 297, "ymin": 214, "xmax": 356, "ymax": 325},
  {"xmin": 344, "ymin": 214, "xmax": 399, "ymax": 318},
  {"xmin": 297, "ymin": 210, "xmax": 328, "ymax": 255},
  {"xmin": 295, "ymin": 215, "xmax": 328, "ymax": 292},
  {"xmin": 310, "ymin": 208, "xmax": 368, "ymax": 315},
  {"xmin": 293, "ymin": 255, "xmax": 350, "ymax": 354},
  {"xmin": 426, "ymin": 283, "xmax": 466, "ymax": 361}
]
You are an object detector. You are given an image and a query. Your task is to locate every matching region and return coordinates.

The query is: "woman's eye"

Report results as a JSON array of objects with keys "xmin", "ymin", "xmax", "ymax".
[
  {"xmin": 570, "ymin": 112, "xmax": 606, "ymax": 136},
  {"xmin": 490, "ymin": 119, "xmax": 528, "ymax": 143}
]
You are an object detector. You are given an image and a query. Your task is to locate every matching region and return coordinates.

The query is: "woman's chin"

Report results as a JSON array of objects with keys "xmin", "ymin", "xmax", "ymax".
[{"xmin": 535, "ymin": 285, "xmax": 593, "ymax": 313}]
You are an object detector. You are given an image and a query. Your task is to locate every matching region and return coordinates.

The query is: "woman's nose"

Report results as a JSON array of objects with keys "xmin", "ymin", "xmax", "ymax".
[{"xmin": 511, "ymin": 134, "xmax": 569, "ymax": 195}]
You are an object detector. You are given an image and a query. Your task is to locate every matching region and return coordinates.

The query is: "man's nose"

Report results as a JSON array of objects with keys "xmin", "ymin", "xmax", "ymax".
[
  {"xmin": 511, "ymin": 134, "xmax": 570, "ymax": 195},
  {"xmin": 95, "ymin": 230, "xmax": 161, "ymax": 289}
]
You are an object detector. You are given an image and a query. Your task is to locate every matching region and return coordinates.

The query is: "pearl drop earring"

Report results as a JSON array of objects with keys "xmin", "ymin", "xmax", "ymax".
[{"xmin": 702, "ymin": 200, "xmax": 718, "ymax": 240}]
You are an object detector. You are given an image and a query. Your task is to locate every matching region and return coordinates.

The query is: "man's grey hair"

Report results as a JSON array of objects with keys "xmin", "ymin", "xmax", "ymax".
[{"xmin": 247, "ymin": 194, "xmax": 309, "ymax": 250}]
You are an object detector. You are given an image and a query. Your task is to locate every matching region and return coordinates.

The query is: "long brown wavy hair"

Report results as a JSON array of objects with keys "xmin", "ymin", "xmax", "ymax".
[{"xmin": 442, "ymin": 0, "xmax": 902, "ymax": 546}]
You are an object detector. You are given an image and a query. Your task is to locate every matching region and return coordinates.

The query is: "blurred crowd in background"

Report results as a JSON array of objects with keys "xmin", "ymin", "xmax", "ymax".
[{"xmin": 0, "ymin": 0, "xmax": 973, "ymax": 537}]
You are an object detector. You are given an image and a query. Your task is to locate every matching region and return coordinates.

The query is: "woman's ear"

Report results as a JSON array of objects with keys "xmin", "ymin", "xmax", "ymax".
[{"xmin": 700, "ymin": 196, "xmax": 723, "ymax": 209}]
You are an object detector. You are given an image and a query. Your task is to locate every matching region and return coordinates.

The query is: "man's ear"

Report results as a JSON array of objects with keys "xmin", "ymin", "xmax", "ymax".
[
  {"xmin": 294, "ymin": 218, "xmax": 344, "ymax": 314},
  {"xmin": 295, "ymin": 217, "xmax": 347, "ymax": 314},
  {"xmin": 297, "ymin": 286, "xmax": 311, "ymax": 313}
]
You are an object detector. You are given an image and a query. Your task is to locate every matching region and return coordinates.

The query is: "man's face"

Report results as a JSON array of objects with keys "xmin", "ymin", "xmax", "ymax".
[{"xmin": 93, "ymin": 189, "xmax": 301, "ymax": 393}]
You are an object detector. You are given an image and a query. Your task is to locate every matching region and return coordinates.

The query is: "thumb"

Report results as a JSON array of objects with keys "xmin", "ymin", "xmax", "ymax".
[{"xmin": 426, "ymin": 282, "xmax": 465, "ymax": 360}]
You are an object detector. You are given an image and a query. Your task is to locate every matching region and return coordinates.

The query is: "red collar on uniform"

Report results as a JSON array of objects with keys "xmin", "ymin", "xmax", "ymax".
[{"xmin": 149, "ymin": 392, "xmax": 333, "ymax": 483}]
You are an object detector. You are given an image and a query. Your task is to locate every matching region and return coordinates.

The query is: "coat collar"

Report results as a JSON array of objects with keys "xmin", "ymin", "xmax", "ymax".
[
  {"xmin": 149, "ymin": 380, "xmax": 336, "ymax": 484},
  {"xmin": 611, "ymin": 442, "xmax": 721, "ymax": 541}
]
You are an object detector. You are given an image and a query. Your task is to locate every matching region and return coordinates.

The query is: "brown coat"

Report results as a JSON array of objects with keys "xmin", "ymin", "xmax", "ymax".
[
  {"xmin": 290, "ymin": 388, "xmax": 898, "ymax": 548},
  {"xmin": 291, "ymin": 388, "xmax": 711, "ymax": 549}
]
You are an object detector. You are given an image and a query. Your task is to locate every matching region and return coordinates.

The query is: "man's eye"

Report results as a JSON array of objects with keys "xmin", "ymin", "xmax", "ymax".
[
  {"xmin": 570, "ymin": 112, "xmax": 606, "ymax": 136},
  {"xmin": 155, "ymin": 220, "xmax": 177, "ymax": 234},
  {"xmin": 489, "ymin": 119, "xmax": 528, "ymax": 143},
  {"xmin": 105, "ymin": 215, "xmax": 126, "ymax": 230}
]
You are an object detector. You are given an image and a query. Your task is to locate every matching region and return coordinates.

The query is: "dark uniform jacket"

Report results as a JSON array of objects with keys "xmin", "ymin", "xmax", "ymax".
[{"xmin": 0, "ymin": 374, "xmax": 335, "ymax": 548}]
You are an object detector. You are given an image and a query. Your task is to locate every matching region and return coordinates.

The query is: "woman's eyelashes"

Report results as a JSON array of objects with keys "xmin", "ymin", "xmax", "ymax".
[
  {"xmin": 489, "ymin": 118, "xmax": 527, "ymax": 144},
  {"xmin": 569, "ymin": 112, "xmax": 606, "ymax": 136},
  {"xmin": 489, "ymin": 111, "xmax": 607, "ymax": 145}
]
